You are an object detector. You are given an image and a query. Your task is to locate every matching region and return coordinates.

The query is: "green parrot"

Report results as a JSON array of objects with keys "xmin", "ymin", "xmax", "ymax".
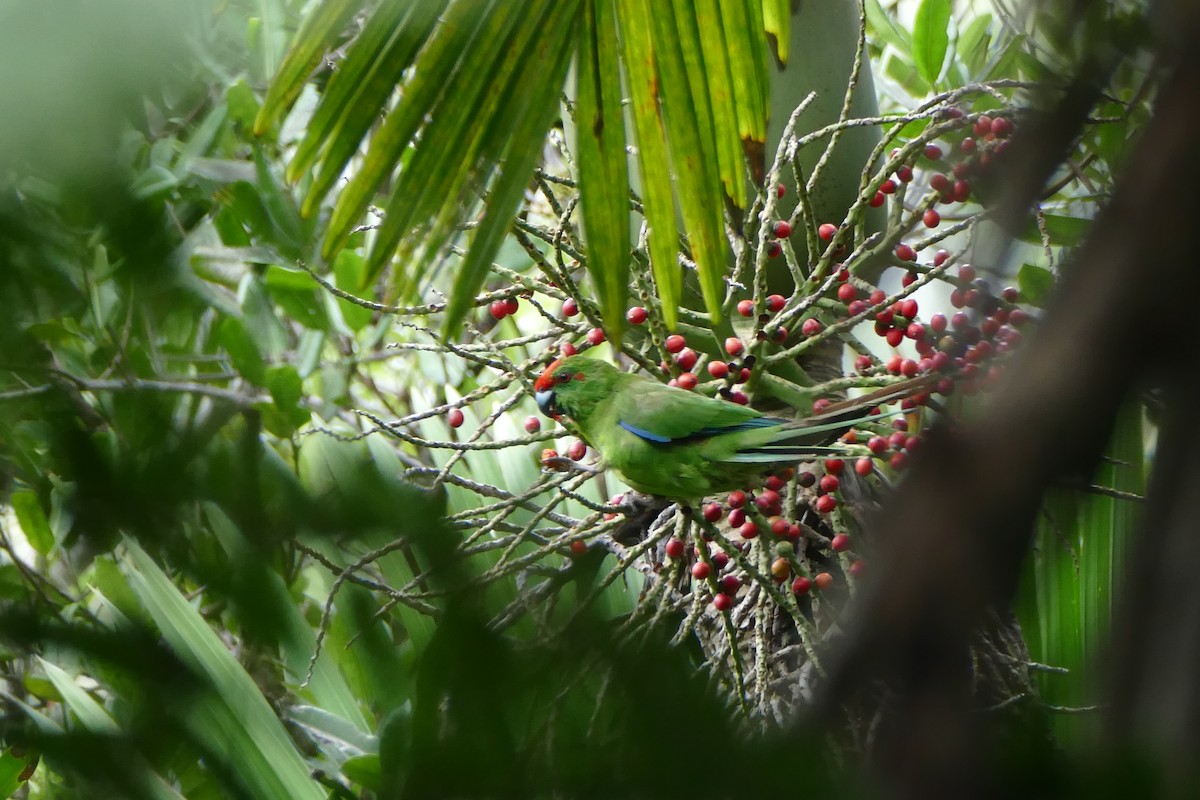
[{"xmin": 534, "ymin": 355, "xmax": 917, "ymax": 499}]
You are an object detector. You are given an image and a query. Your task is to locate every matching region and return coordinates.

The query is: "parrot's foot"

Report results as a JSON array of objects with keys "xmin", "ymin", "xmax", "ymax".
[
  {"xmin": 541, "ymin": 456, "xmax": 603, "ymax": 475},
  {"xmin": 610, "ymin": 492, "xmax": 670, "ymax": 545}
]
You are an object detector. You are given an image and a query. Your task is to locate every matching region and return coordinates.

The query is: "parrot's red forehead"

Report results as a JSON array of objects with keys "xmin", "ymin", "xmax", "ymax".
[
  {"xmin": 535, "ymin": 358, "xmax": 586, "ymax": 392},
  {"xmin": 534, "ymin": 359, "xmax": 564, "ymax": 392}
]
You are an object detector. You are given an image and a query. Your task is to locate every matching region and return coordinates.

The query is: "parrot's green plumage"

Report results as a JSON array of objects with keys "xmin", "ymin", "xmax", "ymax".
[{"xmin": 534, "ymin": 355, "xmax": 894, "ymax": 499}]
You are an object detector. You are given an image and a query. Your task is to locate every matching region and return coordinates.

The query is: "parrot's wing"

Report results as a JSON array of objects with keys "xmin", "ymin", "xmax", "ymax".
[{"xmin": 611, "ymin": 380, "xmax": 785, "ymax": 444}]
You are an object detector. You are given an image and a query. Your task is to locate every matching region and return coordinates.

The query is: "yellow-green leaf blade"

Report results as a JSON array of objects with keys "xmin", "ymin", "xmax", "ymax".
[
  {"xmin": 253, "ymin": 0, "xmax": 359, "ymax": 135},
  {"xmin": 616, "ymin": 0, "xmax": 681, "ymax": 330},
  {"xmin": 912, "ymin": 0, "xmax": 951, "ymax": 88},
  {"xmin": 575, "ymin": 0, "xmax": 632, "ymax": 341}
]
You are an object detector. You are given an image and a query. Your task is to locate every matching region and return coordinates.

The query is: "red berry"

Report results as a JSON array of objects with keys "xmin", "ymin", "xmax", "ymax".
[
  {"xmin": 792, "ymin": 576, "xmax": 812, "ymax": 595},
  {"xmin": 712, "ymin": 593, "xmax": 733, "ymax": 612},
  {"xmin": 691, "ymin": 561, "xmax": 711, "ymax": 580},
  {"xmin": 814, "ymin": 572, "xmax": 834, "ymax": 590},
  {"xmin": 953, "ymin": 179, "xmax": 971, "ymax": 202},
  {"xmin": 739, "ymin": 521, "xmax": 759, "ymax": 539},
  {"xmin": 738, "ymin": 367, "xmax": 751, "ymax": 382},
  {"xmin": 820, "ymin": 474, "xmax": 840, "ymax": 493},
  {"xmin": 727, "ymin": 490, "xmax": 746, "ymax": 509},
  {"xmin": 1002, "ymin": 286, "xmax": 1019, "ymax": 303},
  {"xmin": 568, "ymin": 440, "xmax": 587, "ymax": 460},
  {"xmin": 665, "ymin": 334, "xmax": 686, "ymax": 353},
  {"xmin": 724, "ymin": 337, "xmax": 745, "ymax": 356},
  {"xmin": 837, "ymin": 283, "xmax": 858, "ymax": 303},
  {"xmin": 773, "ymin": 220, "xmax": 793, "ymax": 238},
  {"xmin": 900, "ymin": 298, "xmax": 918, "ymax": 318},
  {"xmin": 812, "ymin": 398, "xmax": 831, "ymax": 414},
  {"xmin": 765, "ymin": 475, "xmax": 786, "ymax": 492},
  {"xmin": 586, "ymin": 327, "xmax": 606, "ymax": 346},
  {"xmin": 728, "ymin": 508, "xmax": 746, "ymax": 528},
  {"xmin": 676, "ymin": 372, "xmax": 697, "ymax": 390},
  {"xmin": 973, "ymin": 115, "xmax": 991, "ymax": 136},
  {"xmin": 562, "ymin": 298, "xmax": 579, "ymax": 317},
  {"xmin": 960, "ymin": 136, "xmax": 977, "ymax": 154},
  {"xmin": 818, "ymin": 222, "xmax": 838, "ymax": 241},
  {"xmin": 707, "ymin": 360, "xmax": 729, "ymax": 379},
  {"xmin": 889, "ymin": 452, "xmax": 908, "ymax": 470},
  {"xmin": 490, "ymin": 300, "xmax": 509, "ymax": 320},
  {"xmin": 897, "ymin": 165, "xmax": 914, "ymax": 183},
  {"xmin": 870, "ymin": 191, "xmax": 885, "ymax": 207},
  {"xmin": 849, "ymin": 560, "xmax": 865, "ymax": 577},
  {"xmin": 880, "ymin": 178, "xmax": 897, "ymax": 194},
  {"xmin": 933, "ymin": 249, "xmax": 950, "ymax": 267},
  {"xmin": 447, "ymin": 408, "xmax": 465, "ymax": 428},
  {"xmin": 729, "ymin": 391, "xmax": 749, "ymax": 405},
  {"xmin": 900, "ymin": 358, "xmax": 919, "ymax": 377},
  {"xmin": 889, "ymin": 431, "xmax": 908, "ymax": 450},
  {"xmin": 885, "ymin": 329, "xmax": 904, "ymax": 347},
  {"xmin": 815, "ymin": 494, "xmax": 837, "ymax": 514},
  {"xmin": 675, "ymin": 347, "xmax": 698, "ymax": 371},
  {"xmin": 1009, "ymin": 309, "xmax": 1031, "ymax": 327},
  {"xmin": 801, "ymin": 318, "xmax": 822, "ymax": 336},
  {"xmin": 831, "ymin": 533, "xmax": 850, "ymax": 552},
  {"xmin": 665, "ymin": 538, "xmax": 685, "ymax": 559},
  {"xmin": 766, "ymin": 294, "xmax": 786, "ymax": 313},
  {"xmin": 906, "ymin": 322, "xmax": 925, "ymax": 341},
  {"xmin": 737, "ymin": 299, "xmax": 755, "ymax": 317},
  {"xmin": 755, "ymin": 489, "xmax": 781, "ymax": 513},
  {"xmin": 767, "ymin": 241, "xmax": 782, "ymax": 258},
  {"xmin": 770, "ymin": 517, "xmax": 790, "ymax": 537},
  {"xmin": 720, "ymin": 574, "xmax": 741, "ymax": 594},
  {"xmin": 524, "ymin": 416, "xmax": 541, "ymax": 434},
  {"xmin": 854, "ymin": 354, "xmax": 873, "ymax": 373},
  {"xmin": 855, "ymin": 457, "xmax": 873, "ymax": 476},
  {"xmin": 848, "ymin": 300, "xmax": 867, "ymax": 315},
  {"xmin": 895, "ymin": 243, "xmax": 915, "ymax": 261},
  {"xmin": 869, "ymin": 289, "xmax": 887, "ymax": 305},
  {"xmin": 504, "ymin": 297, "xmax": 520, "ymax": 316},
  {"xmin": 923, "ymin": 208, "xmax": 941, "ymax": 228},
  {"xmin": 570, "ymin": 540, "xmax": 588, "ymax": 555},
  {"xmin": 925, "ymin": 143, "xmax": 944, "ymax": 160},
  {"xmin": 798, "ymin": 471, "xmax": 816, "ymax": 487},
  {"xmin": 776, "ymin": 182, "xmax": 786, "ymax": 198},
  {"xmin": 867, "ymin": 435, "xmax": 888, "ymax": 455},
  {"xmin": 991, "ymin": 117, "xmax": 1013, "ymax": 137},
  {"xmin": 560, "ymin": 342, "xmax": 578, "ymax": 356},
  {"xmin": 703, "ymin": 503, "xmax": 722, "ymax": 523},
  {"xmin": 930, "ymin": 313, "xmax": 948, "ymax": 333},
  {"xmin": 626, "ymin": 306, "xmax": 648, "ymax": 325},
  {"xmin": 541, "ymin": 448, "xmax": 560, "ymax": 468}
]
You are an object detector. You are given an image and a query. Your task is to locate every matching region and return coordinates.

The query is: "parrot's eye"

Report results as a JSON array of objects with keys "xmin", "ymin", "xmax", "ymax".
[{"xmin": 556, "ymin": 370, "xmax": 570, "ymax": 384}]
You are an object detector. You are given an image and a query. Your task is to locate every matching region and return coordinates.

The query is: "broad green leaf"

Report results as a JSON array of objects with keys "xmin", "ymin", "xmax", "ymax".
[
  {"xmin": 254, "ymin": 0, "xmax": 360, "ymax": 135},
  {"xmin": 912, "ymin": 0, "xmax": 951, "ymax": 88},
  {"xmin": 342, "ymin": 754, "xmax": 383, "ymax": 791},
  {"xmin": 575, "ymin": 0, "xmax": 632, "ymax": 342},
  {"xmin": 216, "ymin": 316, "xmax": 266, "ymax": 385},
  {"xmin": 11, "ymin": 490, "xmax": 54, "ymax": 554},
  {"xmin": 691, "ymin": 0, "xmax": 747, "ymax": 208},
  {"xmin": 762, "ymin": 0, "xmax": 790, "ymax": 65},
  {"xmin": 439, "ymin": 2, "xmax": 582, "ymax": 336},
  {"xmin": 37, "ymin": 658, "xmax": 120, "ymax": 735},
  {"xmin": 0, "ymin": 751, "xmax": 29, "ymax": 797},
  {"xmin": 865, "ymin": 0, "xmax": 911, "ymax": 51},
  {"xmin": 1021, "ymin": 213, "xmax": 1091, "ymax": 247},
  {"xmin": 1018, "ymin": 263, "xmax": 1055, "ymax": 307},
  {"xmin": 616, "ymin": 0, "xmax": 682, "ymax": 330},
  {"xmin": 265, "ymin": 364, "xmax": 303, "ymax": 410},
  {"xmin": 653, "ymin": 0, "xmax": 727, "ymax": 321},
  {"xmin": 289, "ymin": 0, "xmax": 422, "ymax": 185},
  {"xmin": 368, "ymin": 0, "xmax": 544, "ymax": 295},
  {"xmin": 322, "ymin": 0, "xmax": 492, "ymax": 264},
  {"xmin": 957, "ymin": 13, "xmax": 993, "ymax": 77},
  {"xmin": 718, "ymin": 0, "xmax": 769, "ymax": 178},
  {"xmin": 296, "ymin": 1, "xmax": 444, "ymax": 209},
  {"xmin": 123, "ymin": 540, "xmax": 325, "ymax": 800}
]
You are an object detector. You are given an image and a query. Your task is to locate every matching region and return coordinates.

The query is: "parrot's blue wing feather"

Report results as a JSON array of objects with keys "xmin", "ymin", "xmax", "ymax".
[
  {"xmin": 619, "ymin": 416, "xmax": 786, "ymax": 445},
  {"xmin": 617, "ymin": 421, "xmax": 672, "ymax": 443}
]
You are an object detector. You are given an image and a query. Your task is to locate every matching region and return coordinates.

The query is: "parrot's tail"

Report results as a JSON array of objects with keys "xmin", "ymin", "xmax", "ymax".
[{"xmin": 724, "ymin": 374, "xmax": 939, "ymax": 464}]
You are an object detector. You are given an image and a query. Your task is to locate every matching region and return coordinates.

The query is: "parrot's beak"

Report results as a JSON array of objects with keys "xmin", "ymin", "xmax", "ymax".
[{"xmin": 535, "ymin": 389, "xmax": 559, "ymax": 418}]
